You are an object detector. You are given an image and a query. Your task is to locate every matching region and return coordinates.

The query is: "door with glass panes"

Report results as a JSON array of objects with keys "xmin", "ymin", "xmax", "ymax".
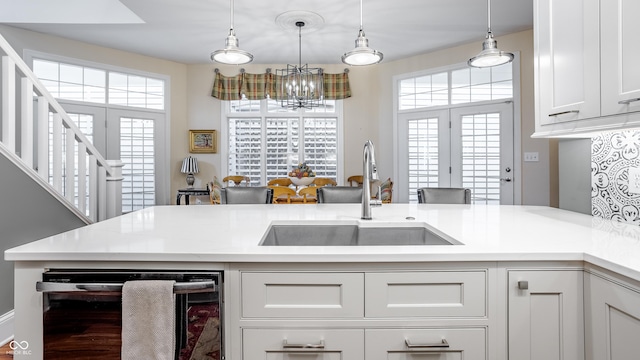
[
  {"xmin": 398, "ymin": 102, "xmax": 513, "ymax": 204},
  {"xmin": 56, "ymin": 104, "xmax": 166, "ymax": 213}
]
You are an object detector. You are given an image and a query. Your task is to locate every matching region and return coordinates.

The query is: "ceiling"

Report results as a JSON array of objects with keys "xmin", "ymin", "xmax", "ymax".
[{"xmin": 1, "ymin": 0, "xmax": 533, "ymax": 65}]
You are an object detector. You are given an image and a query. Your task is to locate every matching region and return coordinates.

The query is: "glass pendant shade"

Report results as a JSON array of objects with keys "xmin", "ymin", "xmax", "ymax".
[
  {"xmin": 210, "ymin": 29, "xmax": 253, "ymax": 65},
  {"xmin": 342, "ymin": 29, "xmax": 383, "ymax": 66},
  {"xmin": 468, "ymin": 32, "xmax": 514, "ymax": 68}
]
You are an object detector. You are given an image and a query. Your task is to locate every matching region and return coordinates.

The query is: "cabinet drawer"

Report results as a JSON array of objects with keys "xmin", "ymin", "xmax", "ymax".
[
  {"xmin": 243, "ymin": 328, "xmax": 364, "ymax": 360},
  {"xmin": 241, "ymin": 272, "xmax": 364, "ymax": 318},
  {"xmin": 365, "ymin": 328, "xmax": 486, "ymax": 360},
  {"xmin": 365, "ymin": 271, "xmax": 486, "ymax": 317}
]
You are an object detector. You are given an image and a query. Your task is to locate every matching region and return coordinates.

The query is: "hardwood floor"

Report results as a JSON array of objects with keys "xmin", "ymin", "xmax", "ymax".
[{"xmin": 0, "ymin": 341, "xmax": 12, "ymax": 360}]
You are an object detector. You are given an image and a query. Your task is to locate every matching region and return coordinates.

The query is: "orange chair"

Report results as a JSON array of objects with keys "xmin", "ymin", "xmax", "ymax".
[
  {"xmin": 298, "ymin": 186, "xmax": 318, "ymax": 203},
  {"xmin": 268, "ymin": 185, "xmax": 297, "ymax": 204},
  {"xmin": 347, "ymin": 175, "xmax": 363, "ymax": 187},
  {"xmin": 267, "ymin": 178, "xmax": 293, "ymax": 187},
  {"xmin": 223, "ymin": 175, "xmax": 250, "ymax": 186},
  {"xmin": 312, "ymin": 177, "xmax": 337, "ymax": 187}
]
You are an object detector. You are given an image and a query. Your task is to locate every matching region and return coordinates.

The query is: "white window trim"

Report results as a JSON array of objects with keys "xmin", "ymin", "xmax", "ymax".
[
  {"xmin": 220, "ymin": 100, "xmax": 344, "ymax": 185},
  {"xmin": 23, "ymin": 49, "xmax": 172, "ymax": 205},
  {"xmin": 392, "ymin": 53, "xmax": 522, "ymax": 204}
]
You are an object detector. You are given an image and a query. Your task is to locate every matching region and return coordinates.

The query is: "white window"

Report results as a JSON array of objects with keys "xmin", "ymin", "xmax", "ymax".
[
  {"xmin": 29, "ymin": 52, "xmax": 169, "ymax": 213},
  {"xmin": 396, "ymin": 60, "xmax": 518, "ymax": 204},
  {"xmin": 224, "ymin": 98, "xmax": 342, "ymax": 185}
]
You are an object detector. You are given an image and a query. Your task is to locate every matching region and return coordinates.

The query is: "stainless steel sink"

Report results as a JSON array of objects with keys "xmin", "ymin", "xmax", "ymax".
[{"xmin": 259, "ymin": 223, "xmax": 461, "ymax": 246}]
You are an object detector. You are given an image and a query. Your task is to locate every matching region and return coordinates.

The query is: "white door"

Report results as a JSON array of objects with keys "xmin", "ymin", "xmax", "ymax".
[
  {"xmin": 451, "ymin": 102, "xmax": 514, "ymax": 204},
  {"xmin": 397, "ymin": 103, "xmax": 514, "ymax": 204},
  {"xmin": 107, "ymin": 108, "xmax": 166, "ymax": 213}
]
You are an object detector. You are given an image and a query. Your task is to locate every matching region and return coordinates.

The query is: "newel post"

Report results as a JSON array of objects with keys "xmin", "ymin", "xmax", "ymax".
[{"xmin": 105, "ymin": 160, "xmax": 124, "ymax": 220}]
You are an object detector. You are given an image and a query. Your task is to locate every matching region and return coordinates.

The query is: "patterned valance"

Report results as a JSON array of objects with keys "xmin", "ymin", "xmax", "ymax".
[{"xmin": 211, "ymin": 68, "xmax": 351, "ymax": 101}]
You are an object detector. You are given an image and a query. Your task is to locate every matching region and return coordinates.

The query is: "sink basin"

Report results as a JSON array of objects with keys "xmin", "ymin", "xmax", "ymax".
[{"xmin": 259, "ymin": 223, "xmax": 461, "ymax": 246}]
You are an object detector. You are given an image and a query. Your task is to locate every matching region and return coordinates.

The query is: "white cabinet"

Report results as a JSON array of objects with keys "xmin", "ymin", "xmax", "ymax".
[
  {"xmin": 243, "ymin": 328, "xmax": 364, "ymax": 360},
  {"xmin": 508, "ymin": 270, "xmax": 584, "ymax": 360},
  {"xmin": 533, "ymin": 0, "xmax": 640, "ymax": 137},
  {"xmin": 585, "ymin": 272, "xmax": 640, "ymax": 360},
  {"xmin": 366, "ymin": 328, "xmax": 486, "ymax": 360},
  {"xmin": 600, "ymin": 0, "xmax": 640, "ymax": 116},
  {"xmin": 232, "ymin": 267, "xmax": 491, "ymax": 360},
  {"xmin": 534, "ymin": 0, "xmax": 600, "ymax": 125}
]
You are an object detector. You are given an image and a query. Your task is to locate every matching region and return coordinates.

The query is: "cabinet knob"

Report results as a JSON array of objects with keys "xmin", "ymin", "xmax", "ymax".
[{"xmin": 518, "ymin": 280, "xmax": 529, "ymax": 290}]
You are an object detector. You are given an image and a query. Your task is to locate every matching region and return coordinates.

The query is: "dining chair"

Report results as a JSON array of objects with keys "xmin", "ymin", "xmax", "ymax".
[
  {"xmin": 298, "ymin": 186, "xmax": 318, "ymax": 203},
  {"xmin": 219, "ymin": 187, "xmax": 273, "ymax": 204},
  {"xmin": 347, "ymin": 175, "xmax": 363, "ymax": 187},
  {"xmin": 267, "ymin": 178, "xmax": 293, "ymax": 187},
  {"xmin": 223, "ymin": 175, "xmax": 250, "ymax": 186},
  {"xmin": 417, "ymin": 187, "xmax": 471, "ymax": 204},
  {"xmin": 317, "ymin": 186, "xmax": 363, "ymax": 203},
  {"xmin": 312, "ymin": 177, "xmax": 337, "ymax": 187},
  {"xmin": 268, "ymin": 186, "xmax": 297, "ymax": 204}
]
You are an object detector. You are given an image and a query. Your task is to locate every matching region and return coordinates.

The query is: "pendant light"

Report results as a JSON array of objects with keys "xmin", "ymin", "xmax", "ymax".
[
  {"xmin": 468, "ymin": 0, "xmax": 514, "ymax": 68},
  {"xmin": 342, "ymin": 0, "xmax": 383, "ymax": 66},
  {"xmin": 210, "ymin": 0, "xmax": 253, "ymax": 65}
]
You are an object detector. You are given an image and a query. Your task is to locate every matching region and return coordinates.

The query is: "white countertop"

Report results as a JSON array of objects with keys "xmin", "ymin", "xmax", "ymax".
[{"xmin": 5, "ymin": 204, "xmax": 640, "ymax": 280}]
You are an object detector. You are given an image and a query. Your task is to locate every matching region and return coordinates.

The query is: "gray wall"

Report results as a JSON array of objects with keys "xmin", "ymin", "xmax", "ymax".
[
  {"xmin": 0, "ymin": 154, "xmax": 86, "ymax": 315},
  {"xmin": 558, "ymin": 139, "xmax": 592, "ymax": 215}
]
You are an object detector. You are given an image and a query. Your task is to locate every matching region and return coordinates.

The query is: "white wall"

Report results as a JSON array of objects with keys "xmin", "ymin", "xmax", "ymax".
[{"xmin": 1, "ymin": 26, "xmax": 551, "ymax": 205}]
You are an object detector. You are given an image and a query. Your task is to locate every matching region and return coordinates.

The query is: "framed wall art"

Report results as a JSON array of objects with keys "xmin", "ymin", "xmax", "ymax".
[{"xmin": 189, "ymin": 130, "xmax": 217, "ymax": 153}]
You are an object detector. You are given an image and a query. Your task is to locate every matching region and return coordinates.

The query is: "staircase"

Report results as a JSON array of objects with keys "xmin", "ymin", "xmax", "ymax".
[{"xmin": 0, "ymin": 33, "xmax": 121, "ymax": 223}]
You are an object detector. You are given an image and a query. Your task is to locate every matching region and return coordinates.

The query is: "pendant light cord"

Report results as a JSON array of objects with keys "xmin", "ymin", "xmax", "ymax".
[
  {"xmin": 359, "ymin": 0, "xmax": 363, "ymax": 30},
  {"xmin": 486, "ymin": 0, "xmax": 492, "ymax": 33},
  {"xmin": 230, "ymin": 0, "xmax": 234, "ymax": 30},
  {"xmin": 298, "ymin": 22, "xmax": 303, "ymax": 67}
]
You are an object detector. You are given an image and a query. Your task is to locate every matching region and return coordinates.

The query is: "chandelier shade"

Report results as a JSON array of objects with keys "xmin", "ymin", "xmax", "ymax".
[
  {"xmin": 275, "ymin": 21, "xmax": 324, "ymax": 109},
  {"xmin": 210, "ymin": 0, "xmax": 254, "ymax": 65},
  {"xmin": 342, "ymin": 0, "xmax": 383, "ymax": 66},
  {"xmin": 468, "ymin": 0, "xmax": 513, "ymax": 68}
]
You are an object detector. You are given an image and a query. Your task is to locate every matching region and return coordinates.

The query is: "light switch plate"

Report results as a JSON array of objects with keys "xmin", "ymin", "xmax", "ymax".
[
  {"xmin": 628, "ymin": 167, "xmax": 640, "ymax": 194},
  {"xmin": 524, "ymin": 152, "xmax": 539, "ymax": 162}
]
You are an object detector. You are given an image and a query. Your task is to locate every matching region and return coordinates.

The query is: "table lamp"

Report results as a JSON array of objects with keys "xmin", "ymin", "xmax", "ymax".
[{"xmin": 181, "ymin": 156, "xmax": 199, "ymax": 188}]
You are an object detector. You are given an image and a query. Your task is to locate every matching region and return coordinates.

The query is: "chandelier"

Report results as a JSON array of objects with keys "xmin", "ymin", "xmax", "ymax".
[{"xmin": 275, "ymin": 21, "xmax": 324, "ymax": 110}]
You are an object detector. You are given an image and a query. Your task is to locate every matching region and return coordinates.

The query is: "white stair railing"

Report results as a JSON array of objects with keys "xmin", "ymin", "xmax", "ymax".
[{"xmin": 0, "ymin": 32, "xmax": 122, "ymax": 223}]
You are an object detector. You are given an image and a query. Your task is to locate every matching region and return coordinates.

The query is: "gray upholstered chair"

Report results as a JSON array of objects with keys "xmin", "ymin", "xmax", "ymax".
[
  {"xmin": 317, "ymin": 186, "xmax": 363, "ymax": 203},
  {"xmin": 219, "ymin": 187, "xmax": 273, "ymax": 204},
  {"xmin": 417, "ymin": 187, "xmax": 471, "ymax": 204}
]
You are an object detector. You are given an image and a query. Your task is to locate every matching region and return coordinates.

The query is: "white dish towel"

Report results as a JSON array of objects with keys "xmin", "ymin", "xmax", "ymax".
[{"xmin": 121, "ymin": 280, "xmax": 176, "ymax": 360}]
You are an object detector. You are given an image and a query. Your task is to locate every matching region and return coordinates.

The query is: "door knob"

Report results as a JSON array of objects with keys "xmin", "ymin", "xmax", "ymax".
[{"xmin": 500, "ymin": 177, "xmax": 512, "ymax": 182}]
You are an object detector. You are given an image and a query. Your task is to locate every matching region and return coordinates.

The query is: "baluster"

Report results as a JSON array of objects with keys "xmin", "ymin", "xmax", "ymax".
[
  {"xmin": 89, "ymin": 155, "xmax": 98, "ymax": 222},
  {"xmin": 52, "ymin": 113, "xmax": 63, "ymax": 192},
  {"xmin": 78, "ymin": 143, "xmax": 87, "ymax": 215},
  {"xmin": 2, "ymin": 56, "xmax": 16, "ymax": 151},
  {"xmin": 37, "ymin": 97, "xmax": 49, "ymax": 180},
  {"xmin": 21, "ymin": 77, "xmax": 34, "ymax": 167},
  {"xmin": 65, "ymin": 127, "xmax": 75, "ymax": 203}
]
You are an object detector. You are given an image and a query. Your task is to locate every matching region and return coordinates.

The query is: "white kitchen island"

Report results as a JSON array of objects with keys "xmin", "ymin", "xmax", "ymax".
[{"xmin": 6, "ymin": 204, "xmax": 640, "ymax": 359}]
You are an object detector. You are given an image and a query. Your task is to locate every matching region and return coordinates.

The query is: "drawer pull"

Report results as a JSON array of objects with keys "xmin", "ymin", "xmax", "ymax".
[
  {"xmin": 282, "ymin": 339, "xmax": 325, "ymax": 349},
  {"xmin": 405, "ymin": 338, "xmax": 449, "ymax": 349},
  {"xmin": 619, "ymin": 97, "xmax": 640, "ymax": 105},
  {"xmin": 548, "ymin": 110, "xmax": 579, "ymax": 117}
]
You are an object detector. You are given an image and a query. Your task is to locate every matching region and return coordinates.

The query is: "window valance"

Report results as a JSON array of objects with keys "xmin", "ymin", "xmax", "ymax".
[{"xmin": 211, "ymin": 68, "xmax": 351, "ymax": 101}]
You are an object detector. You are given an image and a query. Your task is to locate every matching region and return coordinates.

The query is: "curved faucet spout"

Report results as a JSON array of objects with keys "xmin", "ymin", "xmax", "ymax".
[{"xmin": 362, "ymin": 140, "xmax": 380, "ymax": 220}]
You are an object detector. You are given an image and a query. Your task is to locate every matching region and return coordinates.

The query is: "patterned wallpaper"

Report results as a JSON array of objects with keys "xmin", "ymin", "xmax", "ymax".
[{"xmin": 592, "ymin": 130, "xmax": 640, "ymax": 224}]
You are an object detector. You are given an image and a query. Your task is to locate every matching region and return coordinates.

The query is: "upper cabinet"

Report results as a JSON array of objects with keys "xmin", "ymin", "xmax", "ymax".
[{"xmin": 533, "ymin": 0, "xmax": 640, "ymax": 137}]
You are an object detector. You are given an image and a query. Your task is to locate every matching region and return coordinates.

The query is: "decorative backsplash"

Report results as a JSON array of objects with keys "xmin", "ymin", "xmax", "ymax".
[{"xmin": 592, "ymin": 130, "xmax": 640, "ymax": 224}]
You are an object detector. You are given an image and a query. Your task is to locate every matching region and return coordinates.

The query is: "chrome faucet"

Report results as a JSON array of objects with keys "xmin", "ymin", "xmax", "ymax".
[{"xmin": 362, "ymin": 140, "xmax": 381, "ymax": 220}]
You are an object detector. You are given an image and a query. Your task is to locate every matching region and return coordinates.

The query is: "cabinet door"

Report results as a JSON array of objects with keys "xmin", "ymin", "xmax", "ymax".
[
  {"xmin": 535, "ymin": 0, "xmax": 600, "ymax": 125},
  {"xmin": 601, "ymin": 0, "xmax": 640, "ymax": 116},
  {"xmin": 508, "ymin": 270, "xmax": 584, "ymax": 360},
  {"xmin": 366, "ymin": 328, "xmax": 486, "ymax": 360},
  {"xmin": 242, "ymin": 328, "xmax": 364, "ymax": 360},
  {"xmin": 585, "ymin": 273, "xmax": 640, "ymax": 360}
]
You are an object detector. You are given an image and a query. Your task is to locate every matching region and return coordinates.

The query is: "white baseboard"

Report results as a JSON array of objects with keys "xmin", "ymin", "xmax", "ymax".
[{"xmin": 0, "ymin": 310, "xmax": 14, "ymax": 346}]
